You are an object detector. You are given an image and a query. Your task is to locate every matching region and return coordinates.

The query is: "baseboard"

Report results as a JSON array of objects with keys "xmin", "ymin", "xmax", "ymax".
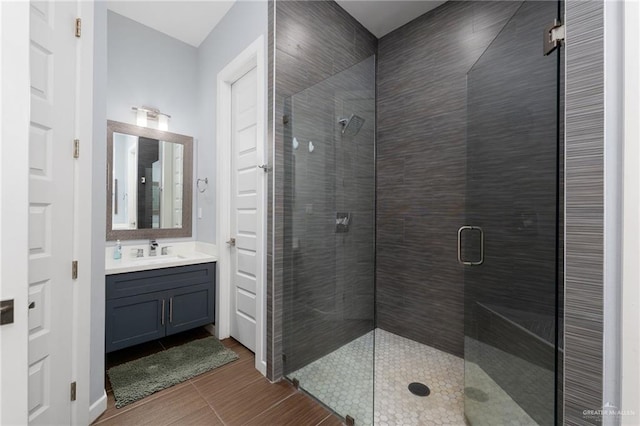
[
  {"xmin": 89, "ymin": 390, "xmax": 108, "ymax": 424},
  {"xmin": 257, "ymin": 359, "xmax": 267, "ymax": 376},
  {"xmin": 204, "ymin": 323, "xmax": 216, "ymax": 336}
]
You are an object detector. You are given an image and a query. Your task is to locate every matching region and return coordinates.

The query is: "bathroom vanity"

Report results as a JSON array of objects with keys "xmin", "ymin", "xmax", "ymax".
[
  {"xmin": 104, "ymin": 244, "xmax": 217, "ymax": 353},
  {"xmin": 104, "ymin": 121, "xmax": 218, "ymax": 353}
]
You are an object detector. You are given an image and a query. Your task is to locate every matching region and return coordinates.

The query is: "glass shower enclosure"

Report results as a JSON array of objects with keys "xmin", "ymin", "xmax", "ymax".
[
  {"xmin": 275, "ymin": 1, "xmax": 563, "ymax": 424},
  {"xmin": 282, "ymin": 56, "xmax": 377, "ymax": 424},
  {"xmin": 463, "ymin": 1, "xmax": 563, "ymax": 425}
]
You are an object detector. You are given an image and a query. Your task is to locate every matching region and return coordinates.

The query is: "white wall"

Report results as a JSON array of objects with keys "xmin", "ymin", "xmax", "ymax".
[
  {"xmin": 107, "ymin": 11, "xmax": 198, "ymax": 136},
  {"xmin": 196, "ymin": 0, "xmax": 268, "ymax": 244}
]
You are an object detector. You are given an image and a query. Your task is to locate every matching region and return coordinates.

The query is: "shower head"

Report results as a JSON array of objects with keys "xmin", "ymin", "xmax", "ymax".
[{"xmin": 338, "ymin": 114, "xmax": 365, "ymax": 137}]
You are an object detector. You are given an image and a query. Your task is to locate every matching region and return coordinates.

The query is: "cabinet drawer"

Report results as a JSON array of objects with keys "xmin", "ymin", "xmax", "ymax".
[{"xmin": 106, "ymin": 263, "xmax": 215, "ymax": 300}]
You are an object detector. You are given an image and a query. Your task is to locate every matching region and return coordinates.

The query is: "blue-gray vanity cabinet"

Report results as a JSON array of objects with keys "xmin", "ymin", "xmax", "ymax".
[
  {"xmin": 165, "ymin": 283, "xmax": 214, "ymax": 336},
  {"xmin": 105, "ymin": 262, "xmax": 215, "ymax": 353},
  {"xmin": 106, "ymin": 291, "xmax": 165, "ymax": 352}
]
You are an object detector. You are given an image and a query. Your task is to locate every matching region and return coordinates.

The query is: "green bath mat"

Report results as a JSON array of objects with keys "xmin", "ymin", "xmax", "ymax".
[{"xmin": 108, "ymin": 336, "xmax": 239, "ymax": 408}]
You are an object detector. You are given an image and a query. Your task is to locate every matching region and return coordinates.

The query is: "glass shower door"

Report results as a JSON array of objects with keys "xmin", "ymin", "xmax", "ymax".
[
  {"xmin": 463, "ymin": 1, "xmax": 562, "ymax": 425},
  {"xmin": 282, "ymin": 56, "xmax": 377, "ymax": 425}
]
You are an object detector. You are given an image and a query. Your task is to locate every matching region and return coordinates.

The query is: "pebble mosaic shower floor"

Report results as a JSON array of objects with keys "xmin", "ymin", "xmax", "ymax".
[{"xmin": 289, "ymin": 329, "xmax": 536, "ymax": 425}]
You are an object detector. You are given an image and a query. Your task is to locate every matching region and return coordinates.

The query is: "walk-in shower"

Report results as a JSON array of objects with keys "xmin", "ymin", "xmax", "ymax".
[{"xmin": 273, "ymin": 0, "xmax": 564, "ymax": 424}]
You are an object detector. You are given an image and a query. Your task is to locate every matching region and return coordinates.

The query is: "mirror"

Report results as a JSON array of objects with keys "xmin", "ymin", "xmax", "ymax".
[{"xmin": 107, "ymin": 120, "xmax": 193, "ymax": 240}]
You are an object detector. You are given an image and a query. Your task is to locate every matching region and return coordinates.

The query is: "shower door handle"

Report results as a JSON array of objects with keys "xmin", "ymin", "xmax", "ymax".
[{"xmin": 457, "ymin": 226, "xmax": 484, "ymax": 266}]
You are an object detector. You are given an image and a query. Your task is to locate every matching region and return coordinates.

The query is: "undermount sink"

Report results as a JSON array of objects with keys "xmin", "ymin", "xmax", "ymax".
[{"xmin": 126, "ymin": 255, "xmax": 185, "ymax": 265}]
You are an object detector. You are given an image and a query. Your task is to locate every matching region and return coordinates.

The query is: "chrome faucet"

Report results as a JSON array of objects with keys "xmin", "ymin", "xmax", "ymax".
[{"xmin": 149, "ymin": 239, "xmax": 158, "ymax": 256}]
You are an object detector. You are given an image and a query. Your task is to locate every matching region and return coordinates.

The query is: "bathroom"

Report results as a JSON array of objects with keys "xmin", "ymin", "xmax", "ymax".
[{"xmin": 0, "ymin": 0, "xmax": 637, "ymax": 425}]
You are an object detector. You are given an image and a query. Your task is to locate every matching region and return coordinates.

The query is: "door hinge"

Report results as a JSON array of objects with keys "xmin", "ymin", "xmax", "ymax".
[
  {"xmin": 72, "ymin": 260, "xmax": 78, "ymax": 280},
  {"xmin": 543, "ymin": 19, "xmax": 564, "ymax": 56},
  {"xmin": 70, "ymin": 382, "xmax": 77, "ymax": 401},
  {"xmin": 75, "ymin": 18, "xmax": 81, "ymax": 38},
  {"xmin": 282, "ymin": 114, "xmax": 289, "ymax": 125},
  {"xmin": 73, "ymin": 139, "xmax": 79, "ymax": 158}
]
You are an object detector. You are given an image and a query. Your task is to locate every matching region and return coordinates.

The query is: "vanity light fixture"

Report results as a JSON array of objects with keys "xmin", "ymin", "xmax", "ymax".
[{"xmin": 132, "ymin": 106, "xmax": 171, "ymax": 130}]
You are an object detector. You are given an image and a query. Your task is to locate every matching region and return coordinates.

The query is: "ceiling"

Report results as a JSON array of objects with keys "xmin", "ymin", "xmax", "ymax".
[
  {"xmin": 335, "ymin": 0, "xmax": 446, "ymax": 38},
  {"xmin": 107, "ymin": 0, "xmax": 236, "ymax": 47},
  {"xmin": 107, "ymin": 0, "xmax": 446, "ymax": 47}
]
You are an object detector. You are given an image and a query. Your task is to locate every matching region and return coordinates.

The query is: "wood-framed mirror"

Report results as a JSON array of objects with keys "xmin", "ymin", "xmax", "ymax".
[{"xmin": 107, "ymin": 120, "xmax": 193, "ymax": 240}]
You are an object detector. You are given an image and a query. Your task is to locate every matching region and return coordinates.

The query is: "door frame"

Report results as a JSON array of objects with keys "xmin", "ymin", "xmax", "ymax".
[
  {"xmin": 216, "ymin": 36, "xmax": 266, "ymax": 375},
  {"xmin": 622, "ymin": 1, "xmax": 640, "ymax": 420},
  {"xmin": 75, "ymin": 1, "xmax": 97, "ymax": 423},
  {"xmin": 0, "ymin": 1, "xmax": 30, "ymax": 423}
]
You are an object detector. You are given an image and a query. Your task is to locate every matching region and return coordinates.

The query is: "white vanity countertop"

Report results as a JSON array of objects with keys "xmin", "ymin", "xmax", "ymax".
[{"xmin": 105, "ymin": 241, "xmax": 218, "ymax": 275}]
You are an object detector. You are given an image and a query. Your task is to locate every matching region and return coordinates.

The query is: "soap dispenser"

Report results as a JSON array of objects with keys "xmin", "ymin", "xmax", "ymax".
[{"xmin": 113, "ymin": 240, "xmax": 122, "ymax": 260}]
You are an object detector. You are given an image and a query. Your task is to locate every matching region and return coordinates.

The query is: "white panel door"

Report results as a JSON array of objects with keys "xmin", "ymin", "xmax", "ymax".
[
  {"xmin": 28, "ymin": 0, "xmax": 76, "ymax": 423},
  {"xmin": 230, "ymin": 67, "xmax": 260, "ymax": 352}
]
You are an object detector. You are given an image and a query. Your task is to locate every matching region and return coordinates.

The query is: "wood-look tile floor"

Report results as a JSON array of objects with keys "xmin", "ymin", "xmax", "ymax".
[{"xmin": 93, "ymin": 328, "xmax": 343, "ymax": 426}]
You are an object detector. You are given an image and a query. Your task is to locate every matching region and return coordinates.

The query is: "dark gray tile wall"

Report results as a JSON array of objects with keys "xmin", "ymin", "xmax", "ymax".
[
  {"xmin": 376, "ymin": 1, "xmax": 523, "ymax": 358},
  {"xmin": 564, "ymin": 1, "xmax": 605, "ymax": 424},
  {"xmin": 267, "ymin": 0, "xmax": 377, "ymax": 380}
]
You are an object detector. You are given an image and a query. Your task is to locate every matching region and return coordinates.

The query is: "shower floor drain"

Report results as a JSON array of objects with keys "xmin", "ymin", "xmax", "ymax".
[{"xmin": 408, "ymin": 382, "xmax": 430, "ymax": 397}]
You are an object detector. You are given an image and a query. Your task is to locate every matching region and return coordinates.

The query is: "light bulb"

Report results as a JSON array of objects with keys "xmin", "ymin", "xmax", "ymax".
[
  {"xmin": 158, "ymin": 114, "xmax": 169, "ymax": 131},
  {"xmin": 136, "ymin": 109, "xmax": 147, "ymax": 127}
]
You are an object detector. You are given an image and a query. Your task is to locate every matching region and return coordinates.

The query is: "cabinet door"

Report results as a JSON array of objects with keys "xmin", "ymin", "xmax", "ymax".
[
  {"xmin": 166, "ymin": 283, "xmax": 214, "ymax": 336},
  {"xmin": 106, "ymin": 291, "xmax": 166, "ymax": 353}
]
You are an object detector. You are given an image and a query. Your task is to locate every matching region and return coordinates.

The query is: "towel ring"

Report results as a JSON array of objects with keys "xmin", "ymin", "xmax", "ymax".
[{"xmin": 197, "ymin": 178, "xmax": 208, "ymax": 193}]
